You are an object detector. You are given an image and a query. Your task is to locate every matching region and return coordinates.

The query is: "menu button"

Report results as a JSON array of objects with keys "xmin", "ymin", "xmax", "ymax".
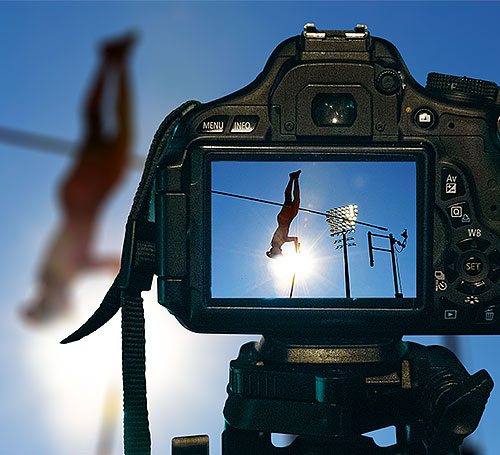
[{"xmin": 197, "ymin": 115, "xmax": 228, "ymax": 133}]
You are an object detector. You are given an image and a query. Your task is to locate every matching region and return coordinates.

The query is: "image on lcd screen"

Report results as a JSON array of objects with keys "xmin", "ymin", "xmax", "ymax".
[{"xmin": 211, "ymin": 160, "xmax": 417, "ymax": 300}]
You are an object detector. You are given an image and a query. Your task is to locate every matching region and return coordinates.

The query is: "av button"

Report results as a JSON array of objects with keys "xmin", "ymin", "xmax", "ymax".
[
  {"xmin": 441, "ymin": 167, "xmax": 465, "ymax": 200},
  {"xmin": 230, "ymin": 116, "xmax": 259, "ymax": 133}
]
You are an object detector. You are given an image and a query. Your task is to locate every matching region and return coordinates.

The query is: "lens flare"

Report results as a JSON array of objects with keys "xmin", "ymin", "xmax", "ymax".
[{"xmin": 268, "ymin": 244, "xmax": 315, "ymax": 295}]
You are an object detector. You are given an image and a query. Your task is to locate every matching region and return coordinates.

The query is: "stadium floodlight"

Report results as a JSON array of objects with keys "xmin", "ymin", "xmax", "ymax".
[{"xmin": 326, "ymin": 204, "xmax": 359, "ymax": 236}]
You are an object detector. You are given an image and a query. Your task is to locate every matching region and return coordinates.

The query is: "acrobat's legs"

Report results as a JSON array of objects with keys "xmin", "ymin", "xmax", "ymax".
[
  {"xmin": 112, "ymin": 35, "xmax": 135, "ymax": 146},
  {"xmin": 83, "ymin": 33, "xmax": 135, "ymax": 146},
  {"xmin": 292, "ymin": 176, "xmax": 300, "ymax": 207},
  {"xmin": 284, "ymin": 177, "xmax": 293, "ymax": 206},
  {"xmin": 83, "ymin": 55, "xmax": 107, "ymax": 143}
]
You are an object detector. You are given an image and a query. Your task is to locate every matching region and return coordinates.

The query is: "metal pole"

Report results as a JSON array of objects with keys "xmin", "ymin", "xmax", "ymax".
[
  {"xmin": 289, "ymin": 243, "xmax": 300, "ymax": 298},
  {"xmin": 343, "ymin": 232, "xmax": 351, "ymax": 298},
  {"xmin": 389, "ymin": 234, "xmax": 403, "ymax": 298},
  {"xmin": 289, "ymin": 273, "xmax": 296, "ymax": 299},
  {"xmin": 368, "ymin": 231, "xmax": 374, "ymax": 267}
]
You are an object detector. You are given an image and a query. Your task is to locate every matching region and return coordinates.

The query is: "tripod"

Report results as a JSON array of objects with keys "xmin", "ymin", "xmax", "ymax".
[{"xmin": 172, "ymin": 337, "xmax": 493, "ymax": 455}]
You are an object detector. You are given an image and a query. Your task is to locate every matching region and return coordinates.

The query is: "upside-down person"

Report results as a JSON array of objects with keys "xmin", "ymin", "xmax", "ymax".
[
  {"xmin": 266, "ymin": 170, "xmax": 301, "ymax": 259},
  {"xmin": 22, "ymin": 33, "xmax": 137, "ymax": 323}
]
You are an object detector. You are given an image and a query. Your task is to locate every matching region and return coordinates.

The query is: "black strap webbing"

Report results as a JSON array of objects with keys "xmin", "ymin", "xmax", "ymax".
[{"xmin": 61, "ymin": 100, "xmax": 200, "ymax": 455}]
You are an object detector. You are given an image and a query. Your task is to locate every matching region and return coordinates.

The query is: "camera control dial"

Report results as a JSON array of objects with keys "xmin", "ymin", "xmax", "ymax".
[{"xmin": 426, "ymin": 72, "xmax": 498, "ymax": 103}]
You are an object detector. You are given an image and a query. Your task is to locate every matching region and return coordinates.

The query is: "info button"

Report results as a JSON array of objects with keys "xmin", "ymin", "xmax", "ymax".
[{"xmin": 230, "ymin": 115, "xmax": 259, "ymax": 133}]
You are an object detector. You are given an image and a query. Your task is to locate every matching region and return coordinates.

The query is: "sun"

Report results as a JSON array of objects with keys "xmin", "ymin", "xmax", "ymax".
[{"xmin": 268, "ymin": 242, "xmax": 315, "ymax": 295}]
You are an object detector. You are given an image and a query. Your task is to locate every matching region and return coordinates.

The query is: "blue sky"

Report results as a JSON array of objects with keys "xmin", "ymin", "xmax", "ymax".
[{"xmin": 1, "ymin": 2, "xmax": 500, "ymax": 454}]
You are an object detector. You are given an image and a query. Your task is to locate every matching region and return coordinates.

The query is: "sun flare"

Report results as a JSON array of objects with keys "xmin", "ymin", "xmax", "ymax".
[{"xmin": 268, "ymin": 244, "xmax": 315, "ymax": 293}]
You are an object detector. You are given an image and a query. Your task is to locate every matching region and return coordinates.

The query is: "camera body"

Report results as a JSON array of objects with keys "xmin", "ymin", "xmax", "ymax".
[{"xmin": 155, "ymin": 24, "xmax": 500, "ymax": 337}]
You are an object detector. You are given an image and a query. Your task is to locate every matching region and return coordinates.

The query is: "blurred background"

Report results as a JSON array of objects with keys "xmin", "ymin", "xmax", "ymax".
[{"xmin": 1, "ymin": 1, "xmax": 499, "ymax": 454}]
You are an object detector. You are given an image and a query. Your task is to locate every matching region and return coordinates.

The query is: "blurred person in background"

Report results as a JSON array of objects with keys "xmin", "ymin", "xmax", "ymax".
[{"xmin": 22, "ymin": 32, "xmax": 137, "ymax": 323}]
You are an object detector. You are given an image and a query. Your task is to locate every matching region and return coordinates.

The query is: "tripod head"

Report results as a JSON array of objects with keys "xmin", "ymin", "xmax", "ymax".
[{"xmin": 173, "ymin": 338, "xmax": 493, "ymax": 455}]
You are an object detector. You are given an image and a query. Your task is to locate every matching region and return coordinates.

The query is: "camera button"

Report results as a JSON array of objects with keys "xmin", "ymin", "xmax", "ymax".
[
  {"xmin": 230, "ymin": 116, "xmax": 259, "ymax": 133},
  {"xmin": 414, "ymin": 108, "xmax": 437, "ymax": 129},
  {"xmin": 441, "ymin": 167, "xmax": 466, "ymax": 200},
  {"xmin": 197, "ymin": 115, "xmax": 228, "ymax": 133},
  {"xmin": 457, "ymin": 237, "xmax": 491, "ymax": 252},
  {"xmin": 446, "ymin": 201, "xmax": 472, "ymax": 227}
]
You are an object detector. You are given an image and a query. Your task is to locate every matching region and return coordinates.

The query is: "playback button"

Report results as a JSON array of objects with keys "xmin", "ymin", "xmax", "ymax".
[{"xmin": 441, "ymin": 167, "xmax": 465, "ymax": 201}]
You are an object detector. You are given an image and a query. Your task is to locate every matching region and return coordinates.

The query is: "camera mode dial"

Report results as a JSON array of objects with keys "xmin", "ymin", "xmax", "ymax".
[{"xmin": 426, "ymin": 72, "xmax": 498, "ymax": 103}]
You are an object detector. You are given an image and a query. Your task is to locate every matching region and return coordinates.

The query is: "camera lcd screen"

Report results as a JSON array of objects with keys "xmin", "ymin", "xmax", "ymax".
[{"xmin": 211, "ymin": 158, "xmax": 417, "ymax": 305}]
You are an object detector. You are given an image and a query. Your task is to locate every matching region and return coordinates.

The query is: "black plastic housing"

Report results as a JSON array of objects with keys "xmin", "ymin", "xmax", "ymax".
[{"xmin": 155, "ymin": 26, "xmax": 500, "ymax": 336}]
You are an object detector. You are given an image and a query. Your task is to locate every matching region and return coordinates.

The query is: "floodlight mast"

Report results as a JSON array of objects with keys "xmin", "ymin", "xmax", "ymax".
[{"xmin": 327, "ymin": 204, "xmax": 359, "ymax": 298}]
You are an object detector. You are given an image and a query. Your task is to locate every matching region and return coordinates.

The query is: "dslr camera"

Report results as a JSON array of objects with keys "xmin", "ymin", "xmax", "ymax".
[
  {"xmin": 65, "ymin": 24, "xmax": 500, "ymax": 454},
  {"xmin": 157, "ymin": 23, "xmax": 500, "ymax": 337}
]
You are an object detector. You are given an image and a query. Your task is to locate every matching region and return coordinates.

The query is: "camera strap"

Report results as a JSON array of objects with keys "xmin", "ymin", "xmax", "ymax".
[{"xmin": 62, "ymin": 100, "xmax": 201, "ymax": 455}]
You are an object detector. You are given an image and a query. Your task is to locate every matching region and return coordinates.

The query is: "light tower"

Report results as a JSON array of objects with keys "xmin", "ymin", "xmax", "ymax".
[{"xmin": 326, "ymin": 204, "xmax": 359, "ymax": 298}]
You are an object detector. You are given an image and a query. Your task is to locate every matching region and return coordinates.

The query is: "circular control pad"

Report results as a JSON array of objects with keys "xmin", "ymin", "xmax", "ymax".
[{"xmin": 458, "ymin": 251, "xmax": 489, "ymax": 282}]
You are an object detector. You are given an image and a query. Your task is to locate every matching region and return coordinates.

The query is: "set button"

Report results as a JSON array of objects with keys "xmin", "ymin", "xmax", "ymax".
[{"xmin": 461, "ymin": 254, "xmax": 485, "ymax": 277}]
